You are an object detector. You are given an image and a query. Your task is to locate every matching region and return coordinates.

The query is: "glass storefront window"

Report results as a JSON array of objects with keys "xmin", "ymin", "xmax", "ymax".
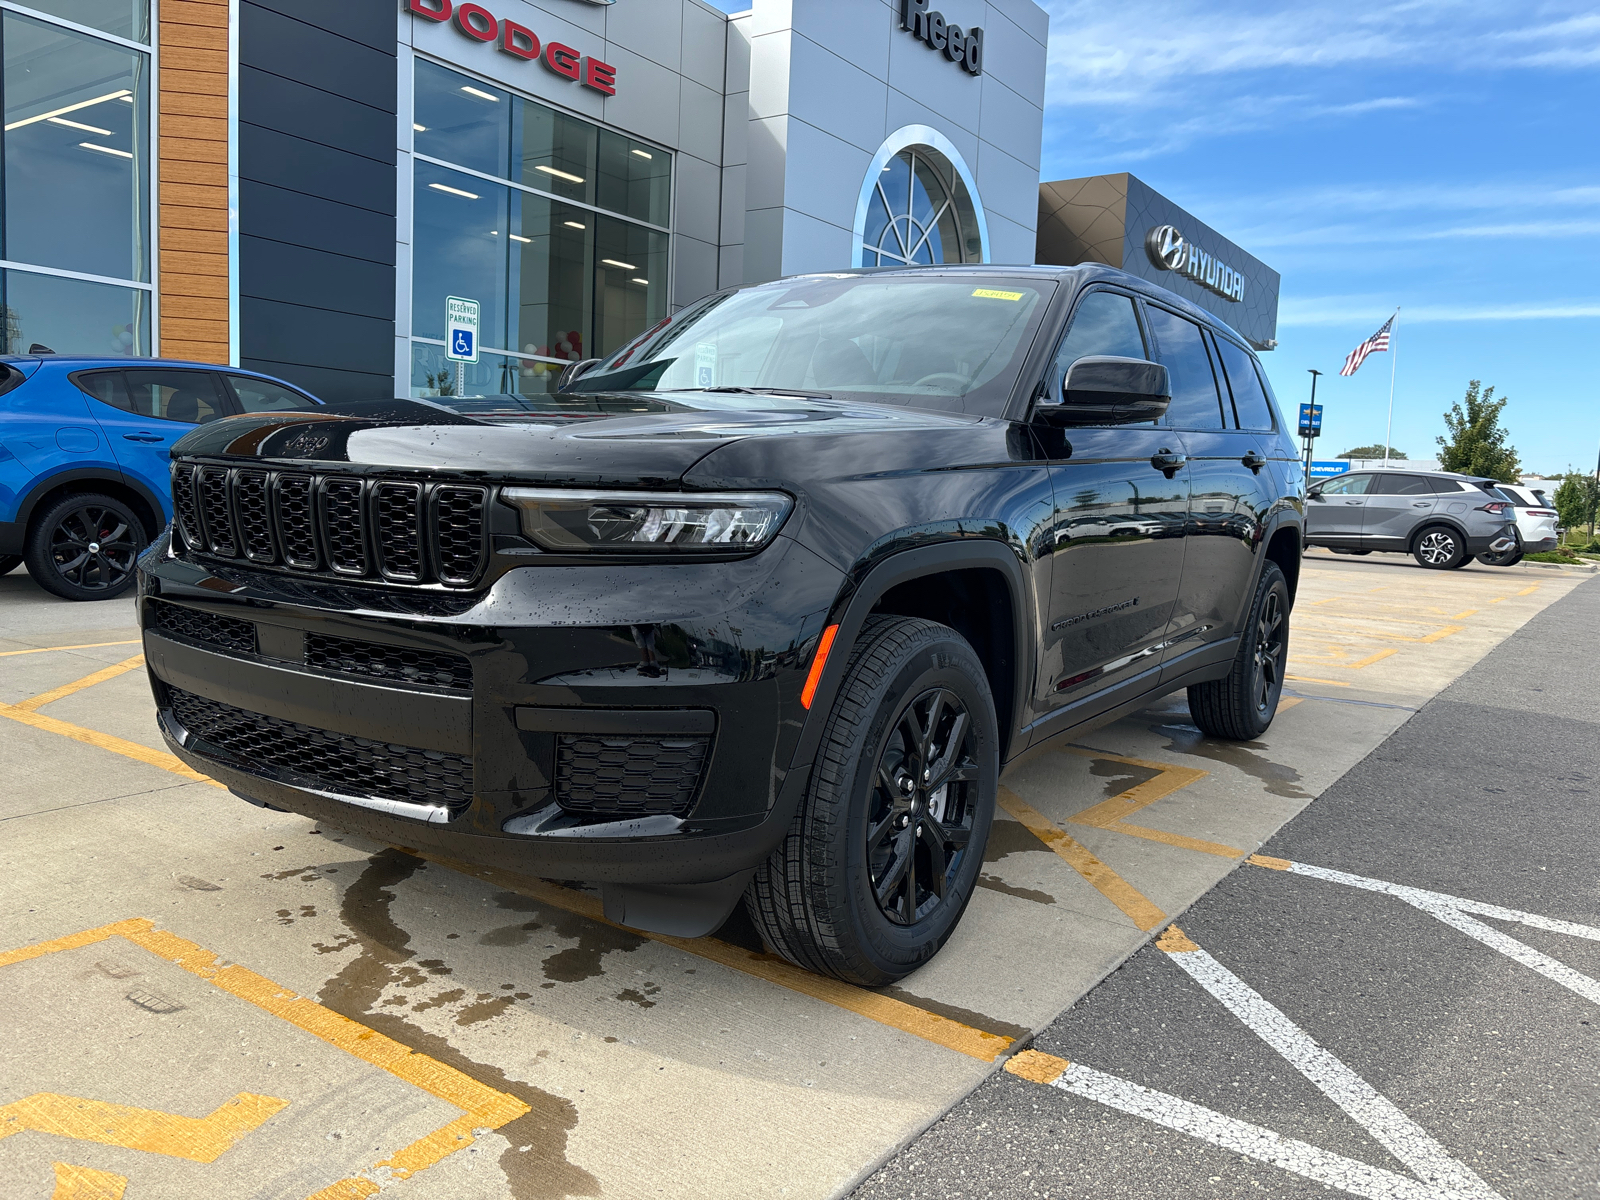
[
  {"xmin": 862, "ymin": 147, "xmax": 980, "ymax": 268},
  {"xmin": 2, "ymin": 9, "xmax": 150, "ymax": 282},
  {"xmin": 411, "ymin": 342, "xmax": 567, "ymax": 405},
  {"xmin": 24, "ymin": 0, "xmax": 147, "ymax": 43},
  {"xmin": 0, "ymin": 267, "xmax": 149, "ymax": 356},
  {"xmin": 411, "ymin": 59, "xmax": 672, "ymax": 387}
]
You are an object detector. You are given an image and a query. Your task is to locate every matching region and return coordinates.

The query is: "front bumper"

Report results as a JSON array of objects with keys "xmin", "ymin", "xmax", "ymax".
[{"xmin": 139, "ymin": 536, "xmax": 845, "ymax": 917}]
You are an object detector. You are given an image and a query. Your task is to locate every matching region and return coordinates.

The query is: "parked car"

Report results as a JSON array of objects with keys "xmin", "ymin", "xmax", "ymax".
[
  {"xmin": 138, "ymin": 264, "xmax": 1305, "ymax": 984},
  {"xmin": 0, "ymin": 355, "xmax": 319, "ymax": 600},
  {"xmin": 1478, "ymin": 483, "xmax": 1559, "ymax": 565},
  {"xmin": 1304, "ymin": 468, "xmax": 1517, "ymax": 569}
]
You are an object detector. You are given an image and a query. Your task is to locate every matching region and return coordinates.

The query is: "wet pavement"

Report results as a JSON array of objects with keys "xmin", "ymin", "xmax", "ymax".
[{"xmin": 0, "ymin": 551, "xmax": 1590, "ymax": 1199}]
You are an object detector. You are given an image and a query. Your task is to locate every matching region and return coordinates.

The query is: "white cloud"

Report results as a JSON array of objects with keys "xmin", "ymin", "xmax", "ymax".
[{"xmin": 1279, "ymin": 298, "xmax": 1600, "ymax": 326}]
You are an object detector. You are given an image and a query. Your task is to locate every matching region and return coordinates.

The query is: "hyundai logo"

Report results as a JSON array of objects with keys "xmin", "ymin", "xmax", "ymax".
[{"xmin": 1145, "ymin": 224, "xmax": 1245, "ymax": 303}]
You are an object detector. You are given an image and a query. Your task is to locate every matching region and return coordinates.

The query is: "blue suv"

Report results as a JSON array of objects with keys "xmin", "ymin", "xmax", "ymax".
[{"xmin": 0, "ymin": 355, "xmax": 320, "ymax": 601}]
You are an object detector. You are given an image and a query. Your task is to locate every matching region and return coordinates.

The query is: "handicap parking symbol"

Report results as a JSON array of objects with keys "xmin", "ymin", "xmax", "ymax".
[{"xmin": 452, "ymin": 329, "xmax": 475, "ymax": 358}]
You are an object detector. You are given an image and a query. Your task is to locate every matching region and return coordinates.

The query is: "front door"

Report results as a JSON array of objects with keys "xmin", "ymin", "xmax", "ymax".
[
  {"xmin": 1305, "ymin": 472, "xmax": 1375, "ymax": 543},
  {"xmin": 1363, "ymin": 473, "xmax": 1437, "ymax": 549},
  {"xmin": 1032, "ymin": 288, "xmax": 1190, "ymax": 733}
]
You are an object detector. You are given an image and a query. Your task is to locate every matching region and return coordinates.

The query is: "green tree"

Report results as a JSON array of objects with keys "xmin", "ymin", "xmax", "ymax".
[
  {"xmin": 1339, "ymin": 444, "xmax": 1409, "ymax": 460},
  {"xmin": 1437, "ymin": 380, "xmax": 1520, "ymax": 482},
  {"xmin": 1552, "ymin": 473, "xmax": 1600, "ymax": 539}
]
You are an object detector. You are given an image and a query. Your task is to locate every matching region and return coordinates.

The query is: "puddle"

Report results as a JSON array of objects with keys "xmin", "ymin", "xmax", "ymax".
[
  {"xmin": 977, "ymin": 874, "xmax": 1056, "ymax": 905},
  {"xmin": 1155, "ymin": 724, "xmax": 1310, "ymax": 799},
  {"xmin": 319, "ymin": 848, "xmax": 601, "ymax": 1200},
  {"xmin": 983, "ymin": 818, "xmax": 1053, "ymax": 864},
  {"xmin": 1085, "ymin": 757, "xmax": 1161, "ymax": 798},
  {"xmin": 879, "ymin": 985, "xmax": 1031, "ymax": 1044}
]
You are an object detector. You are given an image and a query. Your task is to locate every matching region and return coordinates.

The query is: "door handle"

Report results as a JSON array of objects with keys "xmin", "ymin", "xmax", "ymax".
[
  {"xmin": 1241, "ymin": 451, "xmax": 1268, "ymax": 472},
  {"xmin": 123, "ymin": 433, "xmax": 165, "ymax": 443},
  {"xmin": 1151, "ymin": 450, "xmax": 1187, "ymax": 477}
]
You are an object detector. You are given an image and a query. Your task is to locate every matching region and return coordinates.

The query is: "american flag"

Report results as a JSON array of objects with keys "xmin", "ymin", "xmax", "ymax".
[{"xmin": 1340, "ymin": 316, "xmax": 1394, "ymax": 376}]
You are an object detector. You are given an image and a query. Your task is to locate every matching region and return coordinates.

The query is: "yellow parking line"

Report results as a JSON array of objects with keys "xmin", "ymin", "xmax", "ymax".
[
  {"xmin": 418, "ymin": 855, "xmax": 1015, "ymax": 1063},
  {"xmin": 0, "ymin": 919, "xmax": 528, "ymax": 1195},
  {"xmin": 15, "ymin": 654, "xmax": 146, "ymax": 713},
  {"xmin": 1284, "ymin": 674, "xmax": 1352, "ymax": 687},
  {"xmin": 1517, "ymin": 585, "xmax": 1540, "ymax": 596},
  {"xmin": 997, "ymin": 787, "xmax": 1167, "ymax": 931},
  {"xmin": 1056, "ymin": 749, "xmax": 1240, "ymax": 858},
  {"xmin": 0, "ymin": 700, "xmax": 222, "ymax": 789},
  {"xmin": 1449, "ymin": 609, "xmax": 1478, "ymax": 620},
  {"xmin": 1293, "ymin": 623, "xmax": 1463, "ymax": 644},
  {"xmin": 1344, "ymin": 648, "xmax": 1399, "ymax": 669},
  {"xmin": 0, "ymin": 640, "xmax": 141, "ymax": 658}
]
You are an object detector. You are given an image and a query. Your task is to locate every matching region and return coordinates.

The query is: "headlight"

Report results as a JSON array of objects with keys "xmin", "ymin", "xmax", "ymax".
[{"xmin": 500, "ymin": 489, "xmax": 793, "ymax": 553}]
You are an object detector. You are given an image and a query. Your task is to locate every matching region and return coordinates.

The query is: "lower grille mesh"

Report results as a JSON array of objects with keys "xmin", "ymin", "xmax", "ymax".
[
  {"xmin": 304, "ymin": 633, "xmax": 471, "ymax": 692},
  {"xmin": 167, "ymin": 686, "xmax": 473, "ymax": 813},
  {"xmin": 150, "ymin": 600, "xmax": 257, "ymax": 656},
  {"xmin": 555, "ymin": 734, "xmax": 710, "ymax": 818}
]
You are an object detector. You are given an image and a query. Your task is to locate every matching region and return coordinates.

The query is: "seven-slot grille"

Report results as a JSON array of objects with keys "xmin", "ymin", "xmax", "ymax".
[{"xmin": 171, "ymin": 464, "xmax": 488, "ymax": 588}]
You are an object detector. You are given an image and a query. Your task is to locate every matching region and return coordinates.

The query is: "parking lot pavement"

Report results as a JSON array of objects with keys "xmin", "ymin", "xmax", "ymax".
[
  {"xmin": 0, "ymin": 555, "xmax": 1591, "ymax": 1199},
  {"xmin": 853, "ymin": 570, "xmax": 1599, "ymax": 1200}
]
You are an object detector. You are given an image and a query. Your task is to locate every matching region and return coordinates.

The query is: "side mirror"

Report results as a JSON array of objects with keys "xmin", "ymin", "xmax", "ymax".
[
  {"xmin": 1037, "ymin": 357, "xmax": 1171, "ymax": 426},
  {"xmin": 557, "ymin": 358, "xmax": 602, "ymax": 392},
  {"xmin": 1307, "ymin": 484, "xmax": 1324, "ymax": 499}
]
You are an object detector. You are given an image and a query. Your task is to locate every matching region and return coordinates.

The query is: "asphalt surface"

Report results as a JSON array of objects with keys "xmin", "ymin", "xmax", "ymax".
[{"xmin": 854, "ymin": 575, "xmax": 1600, "ymax": 1200}]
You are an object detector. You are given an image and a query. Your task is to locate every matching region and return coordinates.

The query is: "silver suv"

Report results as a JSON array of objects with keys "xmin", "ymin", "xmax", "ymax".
[{"xmin": 1305, "ymin": 469, "xmax": 1518, "ymax": 569}]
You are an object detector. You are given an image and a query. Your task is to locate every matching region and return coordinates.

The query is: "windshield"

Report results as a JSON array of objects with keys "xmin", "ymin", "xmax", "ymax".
[{"xmin": 569, "ymin": 274, "xmax": 1056, "ymax": 417}]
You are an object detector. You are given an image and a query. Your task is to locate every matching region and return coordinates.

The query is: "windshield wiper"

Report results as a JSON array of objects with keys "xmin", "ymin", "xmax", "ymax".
[{"xmin": 664, "ymin": 386, "xmax": 835, "ymax": 400}]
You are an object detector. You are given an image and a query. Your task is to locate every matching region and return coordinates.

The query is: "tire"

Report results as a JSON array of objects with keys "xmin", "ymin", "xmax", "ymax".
[
  {"xmin": 24, "ymin": 493, "xmax": 147, "ymax": 601},
  {"xmin": 0, "ymin": 555, "xmax": 20, "ymax": 576},
  {"xmin": 745, "ymin": 616, "xmax": 998, "ymax": 986},
  {"xmin": 1476, "ymin": 549, "xmax": 1522, "ymax": 567},
  {"xmin": 1188, "ymin": 562, "xmax": 1289, "ymax": 741},
  {"xmin": 1412, "ymin": 525, "xmax": 1465, "ymax": 570}
]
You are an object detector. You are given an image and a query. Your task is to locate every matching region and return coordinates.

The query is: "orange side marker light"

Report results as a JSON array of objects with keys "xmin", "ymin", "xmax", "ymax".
[{"xmin": 801, "ymin": 624, "xmax": 840, "ymax": 710}]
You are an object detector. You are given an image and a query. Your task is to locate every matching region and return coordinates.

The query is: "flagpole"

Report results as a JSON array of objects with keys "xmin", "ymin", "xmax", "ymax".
[{"xmin": 1383, "ymin": 308, "xmax": 1400, "ymax": 464}]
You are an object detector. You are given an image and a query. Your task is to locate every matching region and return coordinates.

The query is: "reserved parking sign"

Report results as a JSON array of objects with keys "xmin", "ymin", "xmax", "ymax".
[{"xmin": 447, "ymin": 296, "xmax": 480, "ymax": 364}]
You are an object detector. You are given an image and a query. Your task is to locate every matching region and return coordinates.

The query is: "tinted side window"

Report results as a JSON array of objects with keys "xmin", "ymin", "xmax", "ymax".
[
  {"xmin": 1051, "ymin": 290, "xmax": 1146, "ymax": 384},
  {"xmin": 1319, "ymin": 473, "xmax": 1373, "ymax": 496},
  {"xmin": 1373, "ymin": 474, "xmax": 1433, "ymax": 495},
  {"xmin": 121, "ymin": 369, "xmax": 226, "ymax": 424},
  {"xmin": 226, "ymin": 376, "xmax": 318, "ymax": 413},
  {"xmin": 74, "ymin": 370, "xmax": 131, "ymax": 411},
  {"xmin": 1145, "ymin": 307, "xmax": 1224, "ymax": 430},
  {"xmin": 1214, "ymin": 337, "xmax": 1276, "ymax": 431}
]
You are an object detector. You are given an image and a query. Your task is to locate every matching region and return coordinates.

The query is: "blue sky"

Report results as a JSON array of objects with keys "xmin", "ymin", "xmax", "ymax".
[{"xmin": 700, "ymin": 1, "xmax": 1598, "ymax": 472}]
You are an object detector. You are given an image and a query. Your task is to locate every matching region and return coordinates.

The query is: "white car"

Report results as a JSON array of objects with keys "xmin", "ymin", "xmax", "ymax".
[{"xmin": 1478, "ymin": 484, "xmax": 1559, "ymax": 565}]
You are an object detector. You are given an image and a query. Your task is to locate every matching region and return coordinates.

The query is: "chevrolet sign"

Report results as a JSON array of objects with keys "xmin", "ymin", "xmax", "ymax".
[{"xmin": 1145, "ymin": 224, "xmax": 1245, "ymax": 303}]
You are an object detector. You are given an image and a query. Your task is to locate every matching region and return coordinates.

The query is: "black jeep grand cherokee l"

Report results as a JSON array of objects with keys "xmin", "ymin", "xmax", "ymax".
[{"xmin": 139, "ymin": 266, "xmax": 1303, "ymax": 985}]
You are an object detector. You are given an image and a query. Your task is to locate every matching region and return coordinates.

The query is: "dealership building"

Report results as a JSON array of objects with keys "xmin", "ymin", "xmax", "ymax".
[{"xmin": 2, "ymin": 0, "xmax": 1276, "ymax": 403}]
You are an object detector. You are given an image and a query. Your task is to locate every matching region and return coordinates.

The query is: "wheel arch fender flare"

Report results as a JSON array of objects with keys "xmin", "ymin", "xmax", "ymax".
[
  {"xmin": 17, "ymin": 469, "xmax": 166, "ymax": 541},
  {"xmin": 1408, "ymin": 517, "xmax": 1470, "ymax": 554},
  {"xmin": 788, "ymin": 539, "xmax": 1036, "ymax": 779}
]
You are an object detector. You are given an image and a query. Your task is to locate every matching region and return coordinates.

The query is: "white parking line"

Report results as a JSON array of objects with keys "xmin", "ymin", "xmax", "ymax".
[
  {"xmin": 1032, "ymin": 1059, "xmax": 1490, "ymax": 1200},
  {"xmin": 1252, "ymin": 858, "xmax": 1600, "ymax": 1006},
  {"xmin": 1158, "ymin": 929, "xmax": 1501, "ymax": 1200}
]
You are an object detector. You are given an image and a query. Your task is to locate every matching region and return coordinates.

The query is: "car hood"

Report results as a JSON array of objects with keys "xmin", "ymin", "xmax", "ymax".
[{"xmin": 170, "ymin": 393, "xmax": 984, "ymax": 487}]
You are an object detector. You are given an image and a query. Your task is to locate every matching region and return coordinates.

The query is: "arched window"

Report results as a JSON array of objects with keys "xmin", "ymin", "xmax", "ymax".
[{"xmin": 853, "ymin": 126, "xmax": 987, "ymax": 269}]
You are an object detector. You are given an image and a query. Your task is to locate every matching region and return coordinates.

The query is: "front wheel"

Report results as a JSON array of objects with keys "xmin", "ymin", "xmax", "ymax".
[
  {"xmin": 1188, "ymin": 561, "xmax": 1290, "ymax": 740},
  {"xmin": 1413, "ymin": 526, "xmax": 1465, "ymax": 569},
  {"xmin": 24, "ymin": 493, "xmax": 146, "ymax": 601},
  {"xmin": 745, "ymin": 616, "xmax": 998, "ymax": 986}
]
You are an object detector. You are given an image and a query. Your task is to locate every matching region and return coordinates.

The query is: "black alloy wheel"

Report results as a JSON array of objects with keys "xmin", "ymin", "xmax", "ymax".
[
  {"xmin": 1476, "ymin": 548, "xmax": 1523, "ymax": 567},
  {"xmin": 865, "ymin": 686, "xmax": 981, "ymax": 926},
  {"xmin": 24, "ymin": 493, "xmax": 146, "ymax": 601},
  {"xmin": 1189, "ymin": 561, "xmax": 1291, "ymax": 740},
  {"xmin": 746, "ymin": 615, "xmax": 997, "ymax": 986}
]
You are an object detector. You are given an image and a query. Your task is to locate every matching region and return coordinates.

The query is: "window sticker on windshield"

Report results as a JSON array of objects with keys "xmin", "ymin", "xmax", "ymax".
[
  {"xmin": 972, "ymin": 289, "xmax": 1026, "ymax": 301},
  {"xmin": 694, "ymin": 343, "xmax": 716, "ymax": 387}
]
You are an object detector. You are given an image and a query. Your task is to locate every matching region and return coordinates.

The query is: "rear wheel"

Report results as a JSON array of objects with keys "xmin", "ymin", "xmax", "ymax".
[
  {"xmin": 0, "ymin": 555, "xmax": 20, "ymax": 576},
  {"xmin": 745, "ymin": 616, "xmax": 997, "ymax": 986},
  {"xmin": 1413, "ymin": 526, "xmax": 1465, "ymax": 570},
  {"xmin": 1189, "ymin": 562, "xmax": 1289, "ymax": 740},
  {"xmin": 24, "ymin": 493, "xmax": 146, "ymax": 601}
]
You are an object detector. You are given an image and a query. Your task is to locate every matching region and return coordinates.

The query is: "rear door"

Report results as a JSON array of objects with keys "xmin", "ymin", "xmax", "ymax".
[
  {"xmin": 1035, "ymin": 287, "xmax": 1190, "ymax": 728},
  {"xmin": 1363, "ymin": 473, "xmax": 1437, "ymax": 549},
  {"xmin": 1141, "ymin": 304, "xmax": 1264, "ymax": 673},
  {"xmin": 82, "ymin": 368, "xmax": 232, "ymax": 522},
  {"xmin": 1305, "ymin": 472, "xmax": 1374, "ymax": 542},
  {"xmin": 0, "ymin": 366, "xmax": 123, "ymax": 529}
]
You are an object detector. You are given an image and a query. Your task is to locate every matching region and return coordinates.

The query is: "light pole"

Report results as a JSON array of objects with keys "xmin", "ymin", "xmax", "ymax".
[{"xmin": 1303, "ymin": 369, "xmax": 1323, "ymax": 484}]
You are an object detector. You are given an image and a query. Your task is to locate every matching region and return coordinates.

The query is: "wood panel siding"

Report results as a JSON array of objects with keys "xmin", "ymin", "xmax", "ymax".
[{"xmin": 157, "ymin": 0, "xmax": 230, "ymax": 364}]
